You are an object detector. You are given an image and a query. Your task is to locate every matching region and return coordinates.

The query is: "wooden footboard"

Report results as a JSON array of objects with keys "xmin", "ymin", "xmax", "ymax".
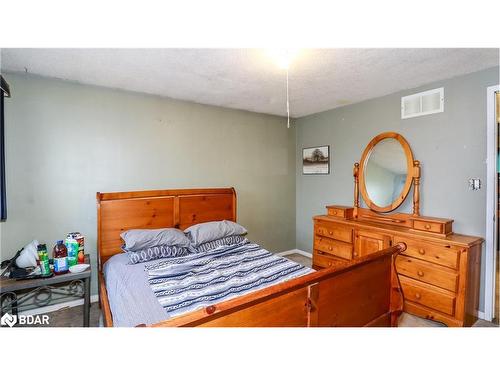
[{"xmin": 150, "ymin": 243, "xmax": 406, "ymax": 327}]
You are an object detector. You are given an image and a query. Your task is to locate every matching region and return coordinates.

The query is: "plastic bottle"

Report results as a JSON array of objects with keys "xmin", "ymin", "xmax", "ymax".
[
  {"xmin": 53, "ymin": 240, "xmax": 68, "ymax": 275},
  {"xmin": 65, "ymin": 236, "xmax": 78, "ymax": 267},
  {"xmin": 37, "ymin": 244, "xmax": 51, "ymax": 276}
]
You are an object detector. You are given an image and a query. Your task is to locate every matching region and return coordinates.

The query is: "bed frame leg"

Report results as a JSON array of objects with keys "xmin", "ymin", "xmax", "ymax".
[{"xmin": 389, "ymin": 244, "xmax": 406, "ymax": 327}]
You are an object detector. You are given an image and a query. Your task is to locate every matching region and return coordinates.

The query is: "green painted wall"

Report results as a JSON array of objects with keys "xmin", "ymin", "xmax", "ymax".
[{"xmin": 0, "ymin": 73, "xmax": 296, "ymax": 297}]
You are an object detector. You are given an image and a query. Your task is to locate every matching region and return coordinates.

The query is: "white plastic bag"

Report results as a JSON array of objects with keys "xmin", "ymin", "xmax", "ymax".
[{"xmin": 15, "ymin": 240, "xmax": 40, "ymax": 268}]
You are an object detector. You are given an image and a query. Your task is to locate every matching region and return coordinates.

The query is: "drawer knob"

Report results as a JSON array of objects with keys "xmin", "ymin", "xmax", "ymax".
[
  {"xmin": 417, "ymin": 270, "xmax": 424, "ymax": 277},
  {"xmin": 353, "ymin": 251, "xmax": 358, "ymax": 257},
  {"xmin": 328, "ymin": 246, "xmax": 332, "ymax": 251},
  {"xmin": 415, "ymin": 293, "xmax": 421, "ymax": 300},
  {"xmin": 329, "ymin": 230, "xmax": 333, "ymax": 235},
  {"xmin": 328, "ymin": 262, "xmax": 332, "ymax": 266},
  {"xmin": 332, "ymin": 210, "xmax": 337, "ymax": 215},
  {"xmin": 425, "ymin": 224, "xmax": 431, "ymax": 230},
  {"xmin": 418, "ymin": 249, "xmax": 426, "ymax": 255}
]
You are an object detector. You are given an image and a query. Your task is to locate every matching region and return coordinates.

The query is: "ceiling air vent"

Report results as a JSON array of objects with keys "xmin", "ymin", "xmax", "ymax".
[{"xmin": 401, "ymin": 87, "xmax": 444, "ymax": 119}]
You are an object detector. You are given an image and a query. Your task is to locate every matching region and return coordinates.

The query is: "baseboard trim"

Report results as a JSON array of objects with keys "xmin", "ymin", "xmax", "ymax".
[
  {"xmin": 20, "ymin": 294, "xmax": 99, "ymax": 316},
  {"xmin": 276, "ymin": 249, "xmax": 312, "ymax": 258}
]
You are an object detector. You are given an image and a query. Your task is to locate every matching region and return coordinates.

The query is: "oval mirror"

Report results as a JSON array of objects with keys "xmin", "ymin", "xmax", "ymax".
[{"xmin": 359, "ymin": 133, "xmax": 414, "ymax": 212}]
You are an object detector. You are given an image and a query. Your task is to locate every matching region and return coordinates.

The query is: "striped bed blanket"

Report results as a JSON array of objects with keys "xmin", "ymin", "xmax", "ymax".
[{"xmin": 146, "ymin": 239, "xmax": 312, "ymax": 318}]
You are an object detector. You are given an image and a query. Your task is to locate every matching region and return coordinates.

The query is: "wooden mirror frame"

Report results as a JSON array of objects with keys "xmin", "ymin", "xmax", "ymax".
[{"xmin": 354, "ymin": 132, "xmax": 421, "ymax": 216}]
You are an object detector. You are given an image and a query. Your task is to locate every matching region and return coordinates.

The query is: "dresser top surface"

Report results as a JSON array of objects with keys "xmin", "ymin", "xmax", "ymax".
[{"xmin": 313, "ymin": 215, "xmax": 483, "ymax": 247}]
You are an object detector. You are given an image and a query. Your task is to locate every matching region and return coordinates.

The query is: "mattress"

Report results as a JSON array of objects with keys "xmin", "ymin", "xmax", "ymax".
[{"xmin": 103, "ymin": 240, "xmax": 312, "ymax": 327}]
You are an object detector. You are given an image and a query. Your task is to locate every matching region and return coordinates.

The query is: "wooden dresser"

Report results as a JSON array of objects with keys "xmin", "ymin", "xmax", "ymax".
[{"xmin": 312, "ymin": 206, "xmax": 483, "ymax": 327}]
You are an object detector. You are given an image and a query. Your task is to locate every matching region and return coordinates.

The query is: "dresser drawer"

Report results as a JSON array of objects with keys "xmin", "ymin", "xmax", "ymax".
[
  {"xmin": 399, "ymin": 275, "xmax": 456, "ymax": 316},
  {"xmin": 394, "ymin": 236, "xmax": 460, "ymax": 269},
  {"xmin": 315, "ymin": 222, "xmax": 353, "ymax": 243},
  {"xmin": 313, "ymin": 251, "xmax": 349, "ymax": 269},
  {"xmin": 413, "ymin": 220, "xmax": 443, "ymax": 234},
  {"xmin": 314, "ymin": 236, "xmax": 353, "ymax": 260},
  {"xmin": 326, "ymin": 205, "xmax": 353, "ymax": 219},
  {"xmin": 396, "ymin": 255, "xmax": 458, "ymax": 292}
]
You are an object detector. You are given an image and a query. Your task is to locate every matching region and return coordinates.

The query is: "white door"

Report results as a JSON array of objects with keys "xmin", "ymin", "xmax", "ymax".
[{"xmin": 485, "ymin": 85, "xmax": 499, "ymax": 321}]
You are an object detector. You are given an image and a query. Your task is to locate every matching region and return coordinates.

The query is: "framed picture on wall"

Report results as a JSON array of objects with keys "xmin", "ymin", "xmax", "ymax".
[{"xmin": 303, "ymin": 145, "xmax": 330, "ymax": 175}]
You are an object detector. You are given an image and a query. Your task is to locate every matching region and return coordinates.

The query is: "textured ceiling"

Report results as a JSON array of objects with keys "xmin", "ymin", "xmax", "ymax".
[{"xmin": 1, "ymin": 48, "xmax": 498, "ymax": 117}]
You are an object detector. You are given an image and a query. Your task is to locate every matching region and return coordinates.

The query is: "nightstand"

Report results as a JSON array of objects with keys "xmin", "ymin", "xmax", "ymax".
[{"xmin": 0, "ymin": 254, "xmax": 91, "ymax": 327}]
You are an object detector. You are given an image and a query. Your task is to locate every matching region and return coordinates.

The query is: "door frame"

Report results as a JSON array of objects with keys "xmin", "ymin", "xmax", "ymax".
[{"xmin": 485, "ymin": 84, "xmax": 499, "ymax": 321}]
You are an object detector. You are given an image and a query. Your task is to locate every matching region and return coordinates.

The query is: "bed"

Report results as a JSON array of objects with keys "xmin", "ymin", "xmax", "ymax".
[{"xmin": 97, "ymin": 187, "xmax": 406, "ymax": 327}]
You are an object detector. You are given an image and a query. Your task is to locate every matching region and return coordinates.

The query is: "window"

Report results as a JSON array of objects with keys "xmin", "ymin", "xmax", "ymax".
[{"xmin": 0, "ymin": 75, "xmax": 9, "ymax": 221}]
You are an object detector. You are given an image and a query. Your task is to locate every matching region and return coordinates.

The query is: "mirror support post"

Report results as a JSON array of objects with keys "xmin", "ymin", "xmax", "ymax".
[
  {"xmin": 412, "ymin": 160, "xmax": 421, "ymax": 216},
  {"xmin": 353, "ymin": 162, "xmax": 360, "ymax": 218}
]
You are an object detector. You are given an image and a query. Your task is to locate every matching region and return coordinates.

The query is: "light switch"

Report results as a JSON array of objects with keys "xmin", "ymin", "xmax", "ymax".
[{"xmin": 468, "ymin": 178, "xmax": 481, "ymax": 191}]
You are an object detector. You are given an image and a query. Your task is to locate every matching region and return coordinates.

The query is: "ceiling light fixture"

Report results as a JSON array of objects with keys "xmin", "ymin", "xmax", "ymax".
[{"xmin": 266, "ymin": 49, "xmax": 299, "ymax": 128}]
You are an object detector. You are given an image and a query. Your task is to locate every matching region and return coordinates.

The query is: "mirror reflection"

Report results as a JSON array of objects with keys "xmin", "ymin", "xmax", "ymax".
[{"xmin": 364, "ymin": 138, "xmax": 408, "ymax": 208}]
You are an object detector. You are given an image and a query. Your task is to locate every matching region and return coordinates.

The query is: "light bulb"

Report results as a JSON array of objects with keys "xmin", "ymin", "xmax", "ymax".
[{"xmin": 266, "ymin": 49, "xmax": 299, "ymax": 70}]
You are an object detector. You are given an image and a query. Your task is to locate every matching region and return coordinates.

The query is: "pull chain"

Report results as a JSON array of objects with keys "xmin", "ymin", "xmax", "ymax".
[{"xmin": 286, "ymin": 67, "xmax": 290, "ymax": 128}]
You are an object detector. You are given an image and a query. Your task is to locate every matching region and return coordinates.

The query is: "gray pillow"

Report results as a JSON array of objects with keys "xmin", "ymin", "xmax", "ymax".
[
  {"xmin": 184, "ymin": 220, "xmax": 247, "ymax": 247},
  {"xmin": 127, "ymin": 245, "xmax": 190, "ymax": 264},
  {"xmin": 120, "ymin": 228, "xmax": 190, "ymax": 252}
]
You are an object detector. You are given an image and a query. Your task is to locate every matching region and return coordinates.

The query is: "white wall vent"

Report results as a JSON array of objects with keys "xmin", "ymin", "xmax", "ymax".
[{"xmin": 401, "ymin": 87, "xmax": 444, "ymax": 119}]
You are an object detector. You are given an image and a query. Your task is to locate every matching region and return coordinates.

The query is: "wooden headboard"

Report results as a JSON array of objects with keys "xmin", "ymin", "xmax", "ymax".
[{"xmin": 96, "ymin": 188, "xmax": 237, "ymax": 270}]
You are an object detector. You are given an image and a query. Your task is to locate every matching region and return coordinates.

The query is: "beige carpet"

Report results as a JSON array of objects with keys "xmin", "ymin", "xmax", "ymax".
[
  {"xmin": 9, "ymin": 302, "xmax": 102, "ymax": 327},
  {"xmin": 283, "ymin": 252, "xmax": 313, "ymax": 268}
]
